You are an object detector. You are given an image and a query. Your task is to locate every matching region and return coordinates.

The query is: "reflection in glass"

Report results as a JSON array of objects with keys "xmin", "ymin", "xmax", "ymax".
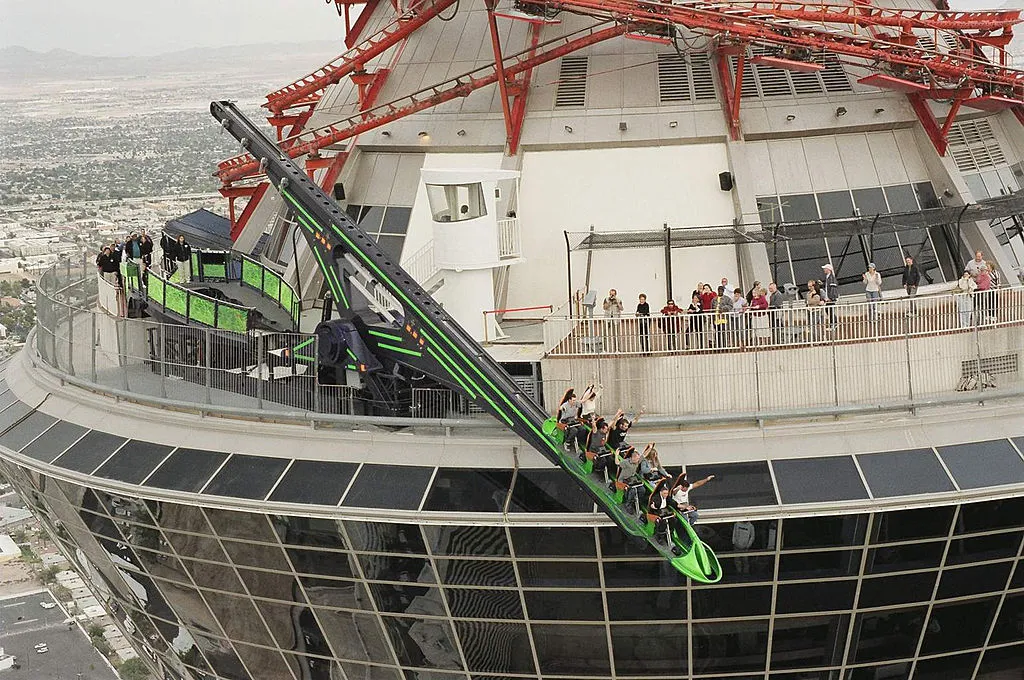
[
  {"xmin": 921, "ymin": 598, "xmax": 999, "ymax": 655},
  {"xmin": 770, "ymin": 615, "xmax": 848, "ymax": 670},
  {"xmin": 775, "ymin": 580, "xmax": 856, "ymax": 614},
  {"xmin": 434, "ymin": 558, "xmax": 516, "ymax": 587},
  {"xmin": 359, "ymin": 554, "xmax": 435, "ymax": 584},
  {"xmin": 347, "ymin": 522, "xmax": 427, "ymax": 554},
  {"xmin": 606, "ymin": 588, "xmax": 686, "ymax": 621},
  {"xmin": 778, "ymin": 550, "xmax": 861, "ymax": 580},
  {"xmin": 525, "ymin": 590, "xmax": 603, "ymax": 621},
  {"xmin": 691, "ymin": 620, "xmax": 769, "ymax": 673},
  {"xmin": 698, "ymin": 520, "xmax": 778, "ymax": 554},
  {"xmin": 857, "ymin": 572, "xmax": 937, "ymax": 609},
  {"xmin": 936, "ymin": 562, "xmax": 1012, "ymax": 599},
  {"xmin": 532, "ymin": 623, "xmax": 610, "ymax": 674},
  {"xmin": 871, "ymin": 507, "xmax": 954, "ymax": 543},
  {"xmin": 315, "ymin": 608, "xmax": 396, "ymax": 663},
  {"xmin": 446, "ymin": 587, "xmax": 523, "ymax": 619},
  {"xmin": 382, "ymin": 615, "xmax": 462, "ymax": 669},
  {"xmin": 520, "ymin": 560, "xmax": 600, "ymax": 588},
  {"xmin": 782, "ymin": 515, "xmax": 867, "ymax": 549},
  {"xmin": 300, "ymin": 576, "xmax": 372, "ymax": 610},
  {"xmin": 511, "ymin": 527, "xmax": 596, "ymax": 557},
  {"xmin": 611, "ymin": 623, "xmax": 687, "ymax": 674},
  {"xmin": 455, "ymin": 621, "xmax": 535, "ymax": 674},
  {"xmin": 865, "ymin": 542, "xmax": 945, "ymax": 574},
  {"xmin": 692, "ymin": 585, "xmax": 772, "ymax": 618},
  {"xmin": 914, "ymin": 652, "xmax": 979, "ymax": 680},
  {"xmin": 424, "ymin": 525, "xmax": 509, "ymax": 557},
  {"xmin": 850, "ymin": 606, "xmax": 926, "ymax": 663},
  {"xmin": 946, "ymin": 532, "xmax": 1024, "ymax": 566}
]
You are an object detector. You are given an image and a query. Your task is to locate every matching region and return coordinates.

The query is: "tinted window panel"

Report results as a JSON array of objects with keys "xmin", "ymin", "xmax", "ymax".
[
  {"xmin": 20, "ymin": 420, "xmax": 87, "ymax": 463},
  {"xmin": 519, "ymin": 561, "xmax": 600, "ymax": 588},
  {"xmin": 455, "ymin": 621, "xmax": 535, "ymax": 673},
  {"xmin": 871, "ymin": 507, "xmax": 954, "ymax": 543},
  {"xmin": 0, "ymin": 410, "xmax": 56, "ymax": 452},
  {"xmin": 342, "ymin": 464, "xmax": 434, "ymax": 510},
  {"xmin": 990, "ymin": 592, "xmax": 1024, "ymax": 644},
  {"xmin": 946, "ymin": 532, "xmax": 1023, "ymax": 566},
  {"xmin": 423, "ymin": 469, "xmax": 513, "ymax": 512},
  {"xmin": 956, "ymin": 497, "xmax": 1024, "ymax": 534},
  {"xmin": 913, "ymin": 652, "xmax": 979, "ymax": 680},
  {"xmin": 268, "ymin": 460, "xmax": 357, "ymax": 506},
  {"xmin": 532, "ymin": 624, "xmax": 610, "ymax": 675},
  {"xmin": 611, "ymin": 623, "xmax": 688, "ymax": 675},
  {"xmin": 525, "ymin": 590, "xmax": 603, "ymax": 621},
  {"xmin": 938, "ymin": 439, "xmax": 1024, "ymax": 489},
  {"xmin": 699, "ymin": 519, "xmax": 778, "ymax": 554},
  {"xmin": 780, "ymin": 194, "xmax": 819, "ymax": 221},
  {"xmin": 773, "ymin": 456, "xmax": 868, "ymax": 503},
  {"xmin": 770, "ymin": 614, "xmax": 849, "ymax": 670},
  {"xmin": 683, "ymin": 461, "xmax": 778, "ymax": 508},
  {"xmin": 778, "ymin": 550, "xmax": 861, "ymax": 580},
  {"xmin": 850, "ymin": 606, "xmax": 927, "ymax": 663},
  {"xmin": 424, "ymin": 525, "xmax": 509, "ymax": 557},
  {"xmin": 606, "ymin": 588, "xmax": 687, "ymax": 621},
  {"xmin": 381, "ymin": 615, "xmax": 460, "ymax": 670},
  {"xmin": 508, "ymin": 468, "xmax": 593, "ymax": 513},
  {"xmin": 359, "ymin": 554, "xmax": 434, "ymax": 584},
  {"xmin": 434, "ymin": 559, "xmax": 516, "ymax": 587},
  {"xmin": 865, "ymin": 541, "xmax": 945, "ymax": 574},
  {"xmin": 884, "ymin": 184, "xmax": 919, "ymax": 212},
  {"xmin": 857, "ymin": 572, "xmax": 937, "ymax": 609},
  {"xmin": 510, "ymin": 527, "xmax": 595, "ymax": 557},
  {"xmin": 202, "ymin": 454, "xmax": 288, "ymax": 500},
  {"xmin": 817, "ymin": 191, "xmax": 855, "ymax": 219},
  {"xmin": 846, "ymin": 662, "xmax": 909, "ymax": 680},
  {"xmin": 54, "ymin": 430, "xmax": 127, "ymax": 474},
  {"xmin": 920, "ymin": 597, "xmax": 998, "ymax": 654},
  {"xmin": 602, "ymin": 560, "xmax": 686, "ymax": 588},
  {"xmin": 857, "ymin": 449, "xmax": 954, "ymax": 498},
  {"xmin": 776, "ymin": 580, "xmax": 857, "ymax": 614},
  {"xmin": 692, "ymin": 585, "xmax": 772, "ymax": 618},
  {"xmin": 782, "ymin": 515, "xmax": 867, "ymax": 549},
  {"xmin": 144, "ymin": 448, "xmax": 229, "ymax": 493},
  {"xmin": 852, "ymin": 188, "xmax": 888, "ymax": 215},
  {"xmin": 345, "ymin": 522, "xmax": 426, "ymax": 554},
  {"xmin": 446, "ymin": 588, "xmax": 522, "ymax": 619},
  {"xmin": 94, "ymin": 440, "xmax": 174, "ymax": 484},
  {"xmin": 936, "ymin": 562, "xmax": 1013, "ymax": 599},
  {"xmin": 692, "ymin": 620, "xmax": 769, "ymax": 673}
]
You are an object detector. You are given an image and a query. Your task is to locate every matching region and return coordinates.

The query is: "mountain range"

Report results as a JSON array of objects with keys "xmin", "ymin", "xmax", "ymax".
[{"xmin": 0, "ymin": 41, "xmax": 341, "ymax": 81}]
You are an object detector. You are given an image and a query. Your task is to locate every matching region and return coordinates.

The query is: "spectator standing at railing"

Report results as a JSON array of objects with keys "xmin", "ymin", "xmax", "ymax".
[
  {"xmin": 976, "ymin": 263, "xmax": 993, "ymax": 321},
  {"xmin": 636, "ymin": 293, "xmax": 651, "ymax": 353},
  {"xmin": 173, "ymin": 234, "xmax": 193, "ymax": 284},
  {"xmin": 952, "ymin": 270, "xmax": 977, "ymax": 328},
  {"xmin": 602, "ymin": 289, "xmax": 623, "ymax": 317},
  {"xmin": 966, "ymin": 250, "xmax": 987, "ymax": 277},
  {"xmin": 902, "ymin": 256, "xmax": 921, "ymax": 315},
  {"xmin": 95, "ymin": 246, "xmax": 120, "ymax": 287},
  {"xmin": 768, "ymin": 282, "xmax": 784, "ymax": 343},
  {"xmin": 862, "ymin": 263, "xmax": 882, "ymax": 320},
  {"xmin": 821, "ymin": 264, "xmax": 839, "ymax": 330},
  {"xmin": 731, "ymin": 287, "xmax": 748, "ymax": 347},
  {"xmin": 160, "ymin": 232, "xmax": 175, "ymax": 274},
  {"xmin": 714, "ymin": 289, "xmax": 733, "ymax": 348},
  {"xmin": 686, "ymin": 293, "xmax": 705, "ymax": 349},
  {"xmin": 139, "ymin": 230, "xmax": 154, "ymax": 268},
  {"xmin": 699, "ymin": 283, "xmax": 716, "ymax": 311},
  {"xmin": 660, "ymin": 298, "xmax": 682, "ymax": 350}
]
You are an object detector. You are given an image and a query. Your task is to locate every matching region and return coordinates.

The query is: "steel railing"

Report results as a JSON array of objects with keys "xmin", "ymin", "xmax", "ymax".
[{"xmin": 30, "ymin": 259, "xmax": 1024, "ymax": 422}]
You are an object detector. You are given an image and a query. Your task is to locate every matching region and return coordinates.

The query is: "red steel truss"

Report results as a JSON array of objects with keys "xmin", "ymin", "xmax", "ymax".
[
  {"xmin": 265, "ymin": 0, "xmax": 458, "ymax": 115},
  {"xmin": 219, "ymin": 0, "xmax": 1024, "ymax": 188}
]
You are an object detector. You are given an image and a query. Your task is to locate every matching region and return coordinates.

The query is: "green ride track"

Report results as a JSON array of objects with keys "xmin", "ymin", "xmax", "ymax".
[{"xmin": 211, "ymin": 100, "xmax": 722, "ymax": 584}]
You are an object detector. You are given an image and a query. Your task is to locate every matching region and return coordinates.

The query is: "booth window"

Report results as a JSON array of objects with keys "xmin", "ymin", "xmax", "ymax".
[{"xmin": 426, "ymin": 183, "xmax": 487, "ymax": 222}]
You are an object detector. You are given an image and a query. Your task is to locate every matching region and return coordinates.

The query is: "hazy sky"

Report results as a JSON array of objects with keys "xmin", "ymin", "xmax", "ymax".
[{"xmin": 0, "ymin": 0, "xmax": 345, "ymax": 56}]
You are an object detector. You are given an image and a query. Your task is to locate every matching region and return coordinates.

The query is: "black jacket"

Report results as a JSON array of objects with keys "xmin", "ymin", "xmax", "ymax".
[
  {"xmin": 174, "ymin": 241, "xmax": 191, "ymax": 262},
  {"xmin": 823, "ymin": 273, "xmax": 839, "ymax": 302},
  {"xmin": 902, "ymin": 263, "xmax": 921, "ymax": 287},
  {"xmin": 96, "ymin": 252, "xmax": 118, "ymax": 274},
  {"xmin": 139, "ymin": 235, "xmax": 154, "ymax": 256},
  {"xmin": 768, "ymin": 290, "xmax": 783, "ymax": 309}
]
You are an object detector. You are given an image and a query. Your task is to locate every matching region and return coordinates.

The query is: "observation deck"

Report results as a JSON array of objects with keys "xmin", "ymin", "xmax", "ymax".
[{"xmin": 9, "ymin": 259, "xmax": 1024, "ymax": 527}]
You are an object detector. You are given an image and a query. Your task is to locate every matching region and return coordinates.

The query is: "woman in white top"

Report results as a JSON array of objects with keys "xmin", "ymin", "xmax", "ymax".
[
  {"xmin": 862, "ymin": 263, "xmax": 882, "ymax": 321},
  {"xmin": 579, "ymin": 383, "xmax": 601, "ymax": 418},
  {"xmin": 670, "ymin": 473, "xmax": 715, "ymax": 526},
  {"xmin": 952, "ymin": 270, "xmax": 977, "ymax": 328}
]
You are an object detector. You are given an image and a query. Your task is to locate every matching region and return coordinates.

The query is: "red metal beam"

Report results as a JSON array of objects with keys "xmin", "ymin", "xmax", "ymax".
[
  {"xmin": 715, "ymin": 47, "xmax": 744, "ymax": 141},
  {"xmin": 485, "ymin": 0, "xmax": 517, "ymax": 154},
  {"xmin": 908, "ymin": 93, "xmax": 966, "ymax": 156},
  {"xmin": 265, "ymin": 0, "xmax": 457, "ymax": 114},
  {"xmin": 222, "ymin": 182, "xmax": 268, "ymax": 240},
  {"xmin": 508, "ymin": 22, "xmax": 543, "ymax": 156},
  {"xmin": 345, "ymin": 0, "xmax": 381, "ymax": 48},
  {"xmin": 219, "ymin": 23, "xmax": 629, "ymax": 184}
]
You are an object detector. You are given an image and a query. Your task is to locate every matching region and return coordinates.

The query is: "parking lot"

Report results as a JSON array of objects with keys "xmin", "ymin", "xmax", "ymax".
[{"xmin": 0, "ymin": 591, "xmax": 117, "ymax": 679}]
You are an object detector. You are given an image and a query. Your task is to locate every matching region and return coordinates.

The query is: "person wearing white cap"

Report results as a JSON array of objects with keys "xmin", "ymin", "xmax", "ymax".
[
  {"xmin": 862, "ymin": 263, "xmax": 882, "ymax": 320},
  {"xmin": 821, "ymin": 263, "xmax": 839, "ymax": 329}
]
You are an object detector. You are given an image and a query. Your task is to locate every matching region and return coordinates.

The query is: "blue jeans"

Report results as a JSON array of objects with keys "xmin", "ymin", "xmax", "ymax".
[{"xmin": 865, "ymin": 290, "xmax": 881, "ymax": 319}]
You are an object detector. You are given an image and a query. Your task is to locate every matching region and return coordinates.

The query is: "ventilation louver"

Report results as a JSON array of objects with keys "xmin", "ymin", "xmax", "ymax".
[{"xmin": 555, "ymin": 56, "xmax": 589, "ymax": 108}]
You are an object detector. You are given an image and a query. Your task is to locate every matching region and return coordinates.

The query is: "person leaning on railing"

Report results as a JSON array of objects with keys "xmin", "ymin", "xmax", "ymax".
[
  {"xmin": 952, "ymin": 270, "xmax": 977, "ymax": 329},
  {"xmin": 95, "ymin": 246, "xmax": 121, "ymax": 288}
]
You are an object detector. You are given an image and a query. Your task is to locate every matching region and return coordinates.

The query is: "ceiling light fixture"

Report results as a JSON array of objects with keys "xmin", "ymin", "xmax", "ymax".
[
  {"xmin": 668, "ymin": 120, "xmax": 678, "ymax": 128},
  {"xmin": 380, "ymin": 130, "xmax": 391, "ymax": 137},
  {"xmin": 456, "ymin": 129, "xmax": 466, "ymax": 136},
  {"xmin": 835, "ymin": 106, "xmax": 848, "ymax": 117},
  {"xmin": 418, "ymin": 131, "xmax": 429, "ymax": 137},
  {"xmin": 874, "ymin": 108, "xmax": 885, "ymax": 115},
  {"xmin": 786, "ymin": 114, "xmax": 796, "ymax": 122},
  {"xmin": 564, "ymin": 125, "xmax": 573, "ymax": 133}
]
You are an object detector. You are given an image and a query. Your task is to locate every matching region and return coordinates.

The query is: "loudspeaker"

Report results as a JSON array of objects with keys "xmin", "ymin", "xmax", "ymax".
[
  {"xmin": 333, "ymin": 183, "xmax": 346, "ymax": 200},
  {"xmin": 718, "ymin": 171, "xmax": 734, "ymax": 192}
]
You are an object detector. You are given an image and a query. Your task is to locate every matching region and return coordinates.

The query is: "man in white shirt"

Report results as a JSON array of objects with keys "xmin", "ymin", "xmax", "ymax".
[{"xmin": 966, "ymin": 250, "xmax": 986, "ymax": 277}]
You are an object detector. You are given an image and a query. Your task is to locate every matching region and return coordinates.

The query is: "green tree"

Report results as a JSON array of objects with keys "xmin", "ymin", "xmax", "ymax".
[
  {"xmin": 37, "ymin": 566, "xmax": 58, "ymax": 585},
  {"xmin": 118, "ymin": 658, "xmax": 151, "ymax": 680},
  {"xmin": 88, "ymin": 623, "xmax": 105, "ymax": 637}
]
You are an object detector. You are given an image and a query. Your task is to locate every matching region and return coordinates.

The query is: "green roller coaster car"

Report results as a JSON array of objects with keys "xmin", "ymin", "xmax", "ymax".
[{"xmin": 542, "ymin": 418, "xmax": 722, "ymax": 584}]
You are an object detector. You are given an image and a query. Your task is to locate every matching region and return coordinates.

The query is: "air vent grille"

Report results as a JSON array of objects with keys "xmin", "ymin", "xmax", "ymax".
[
  {"xmin": 962, "ymin": 353, "xmax": 1018, "ymax": 377},
  {"xmin": 948, "ymin": 119, "xmax": 1006, "ymax": 173},
  {"xmin": 732, "ymin": 46, "xmax": 852, "ymax": 98},
  {"xmin": 657, "ymin": 52, "xmax": 718, "ymax": 103},
  {"xmin": 555, "ymin": 56, "xmax": 588, "ymax": 108}
]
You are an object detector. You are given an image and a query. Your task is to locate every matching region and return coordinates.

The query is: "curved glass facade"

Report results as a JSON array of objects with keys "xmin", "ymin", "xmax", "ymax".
[{"xmin": 1, "ymin": 460, "xmax": 1022, "ymax": 680}]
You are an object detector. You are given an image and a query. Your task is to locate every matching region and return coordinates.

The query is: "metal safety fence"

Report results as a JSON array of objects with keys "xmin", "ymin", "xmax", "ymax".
[{"xmin": 31, "ymin": 259, "xmax": 1024, "ymax": 420}]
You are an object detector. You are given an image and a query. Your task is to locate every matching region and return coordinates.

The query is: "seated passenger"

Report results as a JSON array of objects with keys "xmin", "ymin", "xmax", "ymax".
[
  {"xmin": 585, "ymin": 419, "xmax": 612, "ymax": 476},
  {"xmin": 639, "ymin": 443, "xmax": 669, "ymax": 482},
  {"xmin": 647, "ymin": 479, "xmax": 683, "ymax": 555},
  {"xmin": 670, "ymin": 473, "xmax": 715, "ymax": 526},
  {"xmin": 575, "ymin": 412, "xmax": 595, "ymax": 456},
  {"xmin": 606, "ymin": 407, "xmax": 643, "ymax": 451},
  {"xmin": 614, "ymin": 446, "xmax": 644, "ymax": 513}
]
